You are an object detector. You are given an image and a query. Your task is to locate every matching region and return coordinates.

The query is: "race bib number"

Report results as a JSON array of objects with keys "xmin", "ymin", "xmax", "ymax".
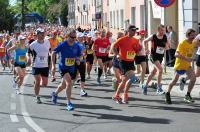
[
  {"xmin": 87, "ymin": 49, "xmax": 93, "ymax": 54},
  {"xmin": 65, "ymin": 58, "xmax": 75, "ymax": 66},
  {"xmin": 156, "ymin": 47, "xmax": 165, "ymax": 54},
  {"xmin": 99, "ymin": 48, "xmax": 107, "ymax": 53},
  {"xmin": 126, "ymin": 51, "xmax": 136, "ymax": 60},
  {"xmin": 37, "ymin": 56, "xmax": 47, "ymax": 64},
  {"xmin": 19, "ymin": 55, "xmax": 26, "ymax": 62},
  {"xmin": 0, "ymin": 48, "xmax": 5, "ymax": 52}
]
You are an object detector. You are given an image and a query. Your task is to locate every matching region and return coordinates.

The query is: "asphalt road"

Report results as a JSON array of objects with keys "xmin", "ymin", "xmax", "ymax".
[{"xmin": 0, "ymin": 67, "xmax": 200, "ymax": 132}]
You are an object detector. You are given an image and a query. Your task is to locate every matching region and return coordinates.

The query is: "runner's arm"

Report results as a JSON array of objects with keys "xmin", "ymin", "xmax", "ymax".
[
  {"xmin": 7, "ymin": 45, "xmax": 16, "ymax": 53},
  {"xmin": 143, "ymin": 35, "xmax": 153, "ymax": 54},
  {"xmin": 175, "ymin": 51, "xmax": 192, "ymax": 62}
]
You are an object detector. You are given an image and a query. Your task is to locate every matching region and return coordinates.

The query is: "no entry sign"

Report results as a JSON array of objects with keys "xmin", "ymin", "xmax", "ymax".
[{"xmin": 154, "ymin": 0, "xmax": 176, "ymax": 7}]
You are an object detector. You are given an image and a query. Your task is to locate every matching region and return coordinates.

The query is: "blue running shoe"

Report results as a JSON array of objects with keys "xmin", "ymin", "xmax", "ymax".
[
  {"xmin": 142, "ymin": 85, "xmax": 148, "ymax": 95},
  {"xmin": 97, "ymin": 77, "xmax": 101, "ymax": 84},
  {"xmin": 51, "ymin": 92, "xmax": 58, "ymax": 104},
  {"xmin": 156, "ymin": 85, "xmax": 165, "ymax": 95},
  {"xmin": 66, "ymin": 102, "xmax": 74, "ymax": 111}
]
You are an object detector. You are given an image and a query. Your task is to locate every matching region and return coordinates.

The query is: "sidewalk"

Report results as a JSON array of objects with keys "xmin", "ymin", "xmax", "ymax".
[{"xmin": 147, "ymin": 63, "xmax": 200, "ymax": 98}]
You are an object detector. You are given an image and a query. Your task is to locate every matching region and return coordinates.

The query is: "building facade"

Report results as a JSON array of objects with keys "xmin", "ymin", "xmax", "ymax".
[
  {"xmin": 67, "ymin": 0, "xmax": 200, "ymax": 41},
  {"xmin": 67, "ymin": 0, "xmax": 75, "ymax": 28}
]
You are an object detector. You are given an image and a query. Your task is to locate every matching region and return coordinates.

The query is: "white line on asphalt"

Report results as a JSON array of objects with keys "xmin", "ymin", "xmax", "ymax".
[
  {"xmin": 11, "ymin": 102, "xmax": 17, "ymax": 111},
  {"xmin": 18, "ymin": 128, "xmax": 29, "ymax": 132},
  {"xmin": 10, "ymin": 113, "xmax": 19, "ymax": 122},
  {"xmin": 20, "ymin": 75, "xmax": 45, "ymax": 132}
]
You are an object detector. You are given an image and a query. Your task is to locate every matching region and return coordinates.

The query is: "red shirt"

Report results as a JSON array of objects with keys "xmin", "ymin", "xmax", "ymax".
[
  {"xmin": 94, "ymin": 37, "xmax": 110, "ymax": 57},
  {"xmin": 114, "ymin": 36, "xmax": 140, "ymax": 61}
]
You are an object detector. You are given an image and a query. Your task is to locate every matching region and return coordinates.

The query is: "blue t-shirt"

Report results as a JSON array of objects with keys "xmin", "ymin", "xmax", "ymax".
[
  {"xmin": 53, "ymin": 40, "xmax": 81, "ymax": 72},
  {"xmin": 78, "ymin": 42, "xmax": 86, "ymax": 63},
  {"xmin": 14, "ymin": 46, "xmax": 27, "ymax": 65}
]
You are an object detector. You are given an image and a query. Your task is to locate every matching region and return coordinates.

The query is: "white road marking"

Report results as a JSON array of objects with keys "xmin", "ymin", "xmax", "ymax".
[
  {"xmin": 10, "ymin": 114, "xmax": 19, "ymax": 122},
  {"xmin": 20, "ymin": 75, "xmax": 45, "ymax": 132},
  {"xmin": 18, "ymin": 128, "xmax": 29, "ymax": 132},
  {"xmin": 11, "ymin": 103, "xmax": 17, "ymax": 111}
]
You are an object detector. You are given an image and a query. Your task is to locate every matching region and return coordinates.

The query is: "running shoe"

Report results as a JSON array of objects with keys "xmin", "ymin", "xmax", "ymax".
[
  {"xmin": 51, "ymin": 78, "xmax": 56, "ymax": 82},
  {"xmin": 16, "ymin": 88, "xmax": 20, "ymax": 95},
  {"xmin": 165, "ymin": 92, "xmax": 172, "ymax": 104},
  {"xmin": 156, "ymin": 85, "xmax": 165, "ymax": 95},
  {"xmin": 80, "ymin": 89, "xmax": 88, "ymax": 97},
  {"xmin": 86, "ymin": 75, "xmax": 91, "ymax": 79},
  {"xmin": 97, "ymin": 77, "xmax": 101, "ymax": 84},
  {"xmin": 51, "ymin": 92, "xmax": 58, "ymax": 104},
  {"xmin": 36, "ymin": 96, "xmax": 42, "ymax": 104},
  {"xmin": 104, "ymin": 75, "xmax": 107, "ymax": 79},
  {"xmin": 112, "ymin": 95, "xmax": 122, "ymax": 104},
  {"xmin": 66, "ymin": 102, "xmax": 74, "ymax": 111},
  {"xmin": 142, "ymin": 85, "xmax": 148, "ymax": 95},
  {"xmin": 184, "ymin": 95, "xmax": 195, "ymax": 103}
]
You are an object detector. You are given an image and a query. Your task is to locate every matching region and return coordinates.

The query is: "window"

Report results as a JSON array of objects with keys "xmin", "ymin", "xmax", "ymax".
[
  {"xmin": 116, "ymin": 10, "xmax": 119, "ymax": 28},
  {"xmin": 140, "ymin": 5, "xmax": 145, "ymax": 29},
  {"xmin": 113, "ymin": 11, "xmax": 115, "ymax": 28},
  {"xmin": 131, "ymin": 7, "xmax": 136, "ymax": 25},
  {"xmin": 120, "ymin": 9, "xmax": 124, "ymax": 28},
  {"xmin": 107, "ymin": 0, "xmax": 109, "ymax": 6},
  {"xmin": 110, "ymin": 11, "xmax": 112, "ymax": 27}
]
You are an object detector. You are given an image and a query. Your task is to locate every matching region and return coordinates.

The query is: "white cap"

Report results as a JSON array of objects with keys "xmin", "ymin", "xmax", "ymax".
[
  {"xmin": 77, "ymin": 32, "xmax": 84, "ymax": 38},
  {"xmin": 35, "ymin": 28, "xmax": 45, "ymax": 35},
  {"xmin": 87, "ymin": 34, "xmax": 92, "ymax": 37},
  {"xmin": 18, "ymin": 35, "xmax": 26, "ymax": 40}
]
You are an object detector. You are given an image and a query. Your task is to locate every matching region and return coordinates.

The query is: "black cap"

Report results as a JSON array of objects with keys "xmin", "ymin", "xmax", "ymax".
[{"xmin": 128, "ymin": 25, "xmax": 139, "ymax": 31}]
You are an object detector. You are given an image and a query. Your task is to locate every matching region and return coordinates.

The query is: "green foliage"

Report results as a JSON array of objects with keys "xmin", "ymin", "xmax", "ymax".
[{"xmin": 0, "ymin": 0, "xmax": 14, "ymax": 32}]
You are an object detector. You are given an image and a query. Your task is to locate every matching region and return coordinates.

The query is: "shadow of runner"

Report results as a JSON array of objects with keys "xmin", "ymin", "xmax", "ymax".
[
  {"xmin": 74, "ymin": 110, "xmax": 171, "ymax": 124},
  {"xmin": 128, "ymin": 104, "xmax": 200, "ymax": 113},
  {"xmin": 59, "ymin": 103, "xmax": 121, "ymax": 111}
]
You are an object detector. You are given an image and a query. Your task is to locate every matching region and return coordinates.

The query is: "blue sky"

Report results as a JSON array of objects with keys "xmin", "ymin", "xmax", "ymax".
[{"xmin": 9, "ymin": 0, "xmax": 17, "ymax": 6}]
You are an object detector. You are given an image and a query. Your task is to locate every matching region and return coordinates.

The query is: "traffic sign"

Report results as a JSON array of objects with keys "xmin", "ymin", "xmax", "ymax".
[{"xmin": 154, "ymin": 0, "xmax": 176, "ymax": 7}]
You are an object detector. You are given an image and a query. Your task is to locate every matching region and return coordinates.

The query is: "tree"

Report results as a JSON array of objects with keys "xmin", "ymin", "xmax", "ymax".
[{"xmin": 0, "ymin": 0, "xmax": 15, "ymax": 32}]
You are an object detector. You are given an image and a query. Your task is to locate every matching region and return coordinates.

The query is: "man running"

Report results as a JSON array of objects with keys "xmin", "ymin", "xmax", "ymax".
[
  {"xmin": 93, "ymin": 29, "xmax": 110, "ymax": 84},
  {"xmin": 143, "ymin": 24, "xmax": 170, "ymax": 95},
  {"xmin": 51, "ymin": 29, "xmax": 81, "ymax": 111},
  {"xmin": 28, "ymin": 28, "xmax": 50, "ymax": 104},
  {"xmin": 165, "ymin": 28, "xmax": 197, "ymax": 104},
  {"xmin": 111, "ymin": 25, "xmax": 140, "ymax": 104}
]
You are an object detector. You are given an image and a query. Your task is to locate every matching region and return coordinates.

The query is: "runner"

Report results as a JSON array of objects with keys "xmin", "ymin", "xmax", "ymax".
[
  {"xmin": 51, "ymin": 29, "xmax": 81, "ymax": 111},
  {"xmin": 0, "ymin": 34, "xmax": 6, "ymax": 71},
  {"xmin": 93, "ymin": 29, "xmax": 110, "ymax": 84},
  {"xmin": 3, "ymin": 34, "xmax": 12, "ymax": 72},
  {"xmin": 8, "ymin": 35, "xmax": 28, "ymax": 94},
  {"xmin": 135, "ymin": 29, "xmax": 147, "ymax": 88},
  {"xmin": 28, "ymin": 28, "xmax": 50, "ymax": 104},
  {"xmin": 109, "ymin": 32, "xmax": 124, "ymax": 91},
  {"xmin": 73, "ymin": 32, "xmax": 88, "ymax": 96},
  {"xmin": 143, "ymin": 24, "xmax": 170, "ymax": 95},
  {"xmin": 85, "ymin": 34, "xmax": 94, "ymax": 79},
  {"xmin": 165, "ymin": 28, "xmax": 197, "ymax": 104},
  {"xmin": 194, "ymin": 33, "xmax": 200, "ymax": 79},
  {"xmin": 49, "ymin": 31, "xmax": 59, "ymax": 82},
  {"xmin": 111, "ymin": 25, "xmax": 140, "ymax": 104}
]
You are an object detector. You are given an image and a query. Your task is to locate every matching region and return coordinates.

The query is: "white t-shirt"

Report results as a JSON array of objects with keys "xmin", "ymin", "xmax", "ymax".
[
  {"xmin": 137, "ymin": 38, "xmax": 146, "ymax": 56},
  {"xmin": 195, "ymin": 34, "xmax": 200, "ymax": 55},
  {"xmin": 30, "ymin": 39, "xmax": 50, "ymax": 68}
]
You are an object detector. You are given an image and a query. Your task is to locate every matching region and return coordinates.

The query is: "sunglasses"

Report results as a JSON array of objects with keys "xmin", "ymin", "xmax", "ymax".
[{"xmin": 70, "ymin": 36, "xmax": 76, "ymax": 39}]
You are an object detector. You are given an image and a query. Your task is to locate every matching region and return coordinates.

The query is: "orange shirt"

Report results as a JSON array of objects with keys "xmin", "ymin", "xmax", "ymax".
[
  {"xmin": 49, "ymin": 38, "xmax": 59, "ymax": 49},
  {"xmin": 114, "ymin": 36, "xmax": 140, "ymax": 61}
]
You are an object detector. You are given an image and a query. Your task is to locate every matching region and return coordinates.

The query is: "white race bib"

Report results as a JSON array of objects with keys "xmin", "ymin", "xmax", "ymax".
[
  {"xmin": 156, "ymin": 47, "xmax": 165, "ymax": 54},
  {"xmin": 99, "ymin": 48, "xmax": 107, "ymax": 53},
  {"xmin": 36, "ymin": 56, "xmax": 48, "ymax": 64}
]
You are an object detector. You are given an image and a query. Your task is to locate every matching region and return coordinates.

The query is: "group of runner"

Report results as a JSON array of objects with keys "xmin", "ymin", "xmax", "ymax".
[{"xmin": 0, "ymin": 23, "xmax": 200, "ymax": 111}]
